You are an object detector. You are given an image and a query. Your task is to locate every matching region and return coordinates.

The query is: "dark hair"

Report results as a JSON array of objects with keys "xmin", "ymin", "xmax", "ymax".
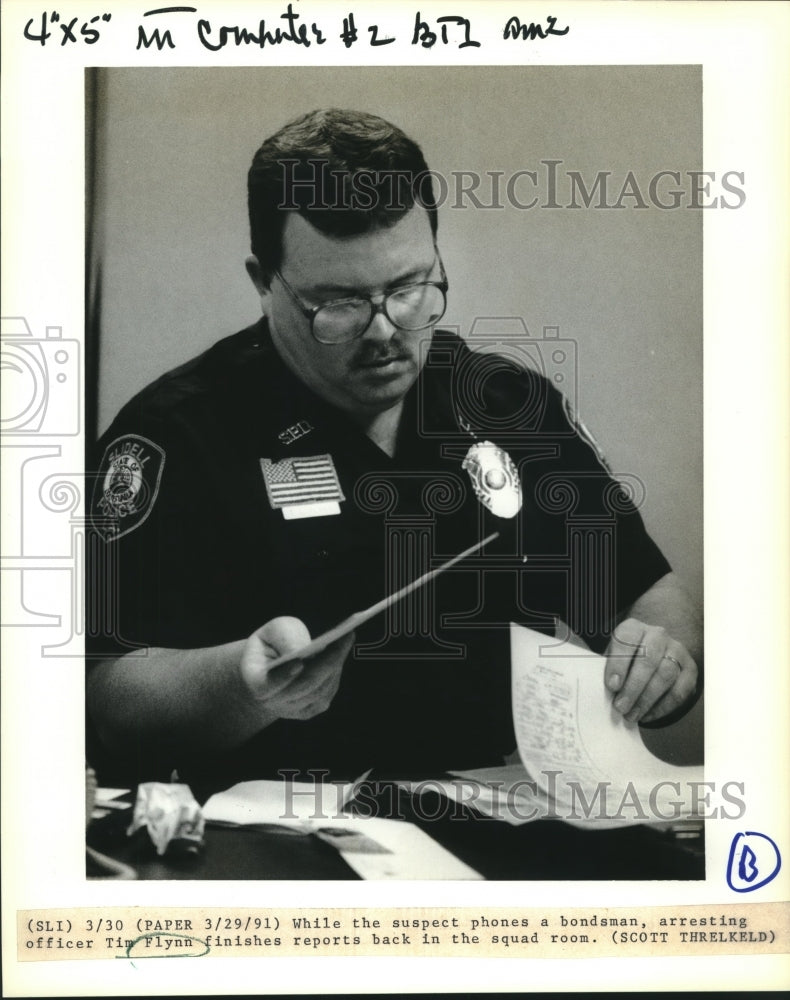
[{"xmin": 247, "ymin": 108, "xmax": 438, "ymax": 281}]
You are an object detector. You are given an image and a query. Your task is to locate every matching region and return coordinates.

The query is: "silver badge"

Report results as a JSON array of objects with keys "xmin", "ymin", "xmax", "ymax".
[{"xmin": 462, "ymin": 441, "xmax": 522, "ymax": 519}]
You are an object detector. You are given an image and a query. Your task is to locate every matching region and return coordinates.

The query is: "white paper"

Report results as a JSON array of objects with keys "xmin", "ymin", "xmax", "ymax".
[
  {"xmin": 3, "ymin": 2, "xmax": 789, "ymax": 994},
  {"xmin": 403, "ymin": 628, "xmax": 704, "ymax": 830},
  {"xmin": 203, "ymin": 778, "xmax": 359, "ymax": 827},
  {"xmin": 510, "ymin": 624, "xmax": 705, "ymax": 824},
  {"xmin": 327, "ymin": 816, "xmax": 482, "ymax": 881},
  {"xmin": 203, "ymin": 779, "xmax": 481, "ymax": 880}
]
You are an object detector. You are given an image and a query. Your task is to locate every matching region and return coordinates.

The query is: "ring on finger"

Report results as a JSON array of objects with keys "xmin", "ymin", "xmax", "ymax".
[{"xmin": 662, "ymin": 654, "xmax": 681, "ymax": 668}]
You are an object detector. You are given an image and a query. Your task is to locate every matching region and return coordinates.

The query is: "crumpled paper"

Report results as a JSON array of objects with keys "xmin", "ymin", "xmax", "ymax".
[{"xmin": 128, "ymin": 782, "xmax": 204, "ymax": 856}]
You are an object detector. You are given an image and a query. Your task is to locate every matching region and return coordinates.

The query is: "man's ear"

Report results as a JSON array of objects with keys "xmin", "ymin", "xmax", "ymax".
[{"xmin": 245, "ymin": 255, "xmax": 272, "ymax": 304}]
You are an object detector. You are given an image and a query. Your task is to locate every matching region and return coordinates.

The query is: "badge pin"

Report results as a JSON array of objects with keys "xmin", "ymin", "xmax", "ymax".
[{"xmin": 462, "ymin": 441, "xmax": 522, "ymax": 519}]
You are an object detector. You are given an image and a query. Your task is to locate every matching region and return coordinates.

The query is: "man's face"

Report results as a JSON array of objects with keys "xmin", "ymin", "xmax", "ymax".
[{"xmin": 248, "ymin": 206, "xmax": 440, "ymax": 420}]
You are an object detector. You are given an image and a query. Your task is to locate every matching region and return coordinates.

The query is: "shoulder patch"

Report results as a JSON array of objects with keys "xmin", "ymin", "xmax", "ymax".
[
  {"xmin": 561, "ymin": 395, "xmax": 613, "ymax": 473},
  {"xmin": 91, "ymin": 434, "xmax": 165, "ymax": 541}
]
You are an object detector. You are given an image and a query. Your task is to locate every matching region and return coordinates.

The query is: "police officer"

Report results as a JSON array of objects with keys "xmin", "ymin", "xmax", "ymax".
[{"xmin": 87, "ymin": 109, "xmax": 701, "ymax": 787}]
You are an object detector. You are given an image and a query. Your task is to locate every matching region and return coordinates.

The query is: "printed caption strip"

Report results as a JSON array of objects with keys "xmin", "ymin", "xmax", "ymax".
[{"xmin": 18, "ymin": 903, "xmax": 789, "ymax": 961}]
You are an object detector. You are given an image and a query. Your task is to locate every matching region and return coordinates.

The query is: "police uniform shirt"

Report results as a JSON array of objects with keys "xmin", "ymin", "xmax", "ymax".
[{"xmin": 87, "ymin": 320, "xmax": 671, "ymax": 787}]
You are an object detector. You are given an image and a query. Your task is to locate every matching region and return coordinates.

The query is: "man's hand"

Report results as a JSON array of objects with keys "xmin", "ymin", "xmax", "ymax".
[
  {"xmin": 603, "ymin": 618, "xmax": 698, "ymax": 724},
  {"xmin": 240, "ymin": 616, "xmax": 354, "ymax": 721}
]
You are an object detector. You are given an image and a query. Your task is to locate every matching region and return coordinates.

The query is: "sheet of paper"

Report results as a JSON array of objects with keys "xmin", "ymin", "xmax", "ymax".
[
  {"xmin": 327, "ymin": 816, "xmax": 482, "ymax": 880},
  {"xmin": 203, "ymin": 778, "xmax": 359, "ymax": 827},
  {"xmin": 510, "ymin": 624, "xmax": 704, "ymax": 823},
  {"xmin": 203, "ymin": 779, "xmax": 481, "ymax": 880},
  {"xmin": 402, "ymin": 625, "xmax": 705, "ymax": 831}
]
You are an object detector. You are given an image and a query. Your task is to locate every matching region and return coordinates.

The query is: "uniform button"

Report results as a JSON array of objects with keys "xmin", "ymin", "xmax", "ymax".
[{"xmin": 316, "ymin": 549, "xmax": 329, "ymax": 558}]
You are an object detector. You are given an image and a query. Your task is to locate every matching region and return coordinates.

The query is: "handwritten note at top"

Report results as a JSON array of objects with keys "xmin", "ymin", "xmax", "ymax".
[{"xmin": 22, "ymin": 8, "xmax": 571, "ymax": 54}]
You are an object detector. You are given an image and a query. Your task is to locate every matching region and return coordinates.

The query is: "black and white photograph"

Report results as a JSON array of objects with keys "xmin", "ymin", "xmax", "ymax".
[
  {"xmin": 84, "ymin": 64, "xmax": 706, "ymax": 881},
  {"xmin": 2, "ymin": 2, "xmax": 788, "ymax": 996}
]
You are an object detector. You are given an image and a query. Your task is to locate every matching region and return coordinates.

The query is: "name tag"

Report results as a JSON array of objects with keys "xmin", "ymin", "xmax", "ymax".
[{"xmin": 282, "ymin": 500, "xmax": 341, "ymax": 520}]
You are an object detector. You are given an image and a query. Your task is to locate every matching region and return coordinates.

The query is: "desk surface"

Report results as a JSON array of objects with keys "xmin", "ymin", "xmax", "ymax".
[{"xmin": 88, "ymin": 783, "xmax": 704, "ymax": 881}]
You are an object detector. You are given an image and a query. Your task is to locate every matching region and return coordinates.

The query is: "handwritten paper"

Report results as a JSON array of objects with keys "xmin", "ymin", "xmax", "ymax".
[
  {"xmin": 405, "ymin": 626, "xmax": 705, "ymax": 829},
  {"xmin": 508, "ymin": 623, "xmax": 704, "ymax": 824}
]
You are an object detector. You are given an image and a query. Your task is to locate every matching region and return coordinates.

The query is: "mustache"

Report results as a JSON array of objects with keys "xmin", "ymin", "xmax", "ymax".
[{"xmin": 352, "ymin": 343, "xmax": 411, "ymax": 367}]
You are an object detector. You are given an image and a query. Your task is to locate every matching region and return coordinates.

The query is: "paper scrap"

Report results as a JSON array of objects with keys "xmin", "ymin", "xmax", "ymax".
[{"xmin": 94, "ymin": 787, "xmax": 130, "ymax": 804}]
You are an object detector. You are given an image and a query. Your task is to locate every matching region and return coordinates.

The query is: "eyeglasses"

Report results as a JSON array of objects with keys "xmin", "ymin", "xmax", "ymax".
[{"xmin": 273, "ymin": 254, "xmax": 448, "ymax": 345}]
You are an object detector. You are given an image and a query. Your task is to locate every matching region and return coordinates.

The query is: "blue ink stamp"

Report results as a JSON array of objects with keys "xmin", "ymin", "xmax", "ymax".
[{"xmin": 726, "ymin": 831, "xmax": 781, "ymax": 892}]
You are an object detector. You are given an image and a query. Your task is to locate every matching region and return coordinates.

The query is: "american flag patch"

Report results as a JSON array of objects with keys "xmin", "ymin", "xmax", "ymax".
[{"xmin": 260, "ymin": 454, "xmax": 345, "ymax": 512}]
